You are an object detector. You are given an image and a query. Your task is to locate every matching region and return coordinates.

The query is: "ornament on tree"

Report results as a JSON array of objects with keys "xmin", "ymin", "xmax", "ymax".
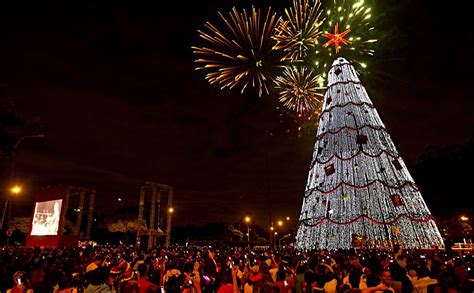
[
  {"xmin": 324, "ymin": 164, "xmax": 335, "ymax": 176},
  {"xmin": 351, "ymin": 234, "xmax": 366, "ymax": 248},
  {"xmin": 356, "ymin": 134, "xmax": 368, "ymax": 144},
  {"xmin": 392, "ymin": 159, "xmax": 403, "ymax": 170},
  {"xmin": 391, "ymin": 226, "xmax": 401, "ymax": 235},
  {"xmin": 342, "ymin": 194, "xmax": 349, "ymax": 201},
  {"xmin": 390, "ymin": 194, "xmax": 404, "ymax": 207}
]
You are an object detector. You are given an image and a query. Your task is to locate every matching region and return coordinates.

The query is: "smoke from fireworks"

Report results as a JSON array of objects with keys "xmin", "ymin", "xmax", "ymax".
[{"xmin": 192, "ymin": 6, "xmax": 282, "ymax": 97}]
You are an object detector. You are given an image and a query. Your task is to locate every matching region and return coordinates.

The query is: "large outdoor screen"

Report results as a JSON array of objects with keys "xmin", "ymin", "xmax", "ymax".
[{"xmin": 30, "ymin": 199, "xmax": 63, "ymax": 236}]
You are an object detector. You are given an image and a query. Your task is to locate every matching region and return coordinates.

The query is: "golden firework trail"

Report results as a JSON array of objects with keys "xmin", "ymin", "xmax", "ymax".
[
  {"xmin": 192, "ymin": 6, "xmax": 282, "ymax": 97},
  {"xmin": 273, "ymin": 0, "xmax": 325, "ymax": 62}
]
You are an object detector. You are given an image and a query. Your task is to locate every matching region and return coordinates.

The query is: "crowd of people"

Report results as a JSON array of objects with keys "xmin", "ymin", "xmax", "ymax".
[{"xmin": 0, "ymin": 244, "xmax": 472, "ymax": 293}]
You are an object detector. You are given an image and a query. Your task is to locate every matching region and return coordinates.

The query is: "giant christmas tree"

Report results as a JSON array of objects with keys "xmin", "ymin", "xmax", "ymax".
[{"xmin": 295, "ymin": 57, "xmax": 444, "ymax": 250}]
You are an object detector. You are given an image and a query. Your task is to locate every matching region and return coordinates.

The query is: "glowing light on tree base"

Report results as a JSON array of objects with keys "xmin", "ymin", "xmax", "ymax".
[{"xmin": 295, "ymin": 57, "xmax": 444, "ymax": 250}]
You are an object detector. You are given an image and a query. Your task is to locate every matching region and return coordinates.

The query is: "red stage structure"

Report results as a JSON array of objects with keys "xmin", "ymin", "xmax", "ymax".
[{"xmin": 26, "ymin": 185, "xmax": 95, "ymax": 248}]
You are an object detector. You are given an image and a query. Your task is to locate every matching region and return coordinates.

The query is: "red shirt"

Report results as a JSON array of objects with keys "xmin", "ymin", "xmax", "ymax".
[
  {"xmin": 274, "ymin": 278, "xmax": 295, "ymax": 293},
  {"xmin": 137, "ymin": 279, "xmax": 159, "ymax": 293},
  {"xmin": 217, "ymin": 284, "xmax": 234, "ymax": 293}
]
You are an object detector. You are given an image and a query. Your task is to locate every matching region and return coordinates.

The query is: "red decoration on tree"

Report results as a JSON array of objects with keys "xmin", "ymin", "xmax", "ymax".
[
  {"xmin": 356, "ymin": 134, "xmax": 368, "ymax": 144},
  {"xmin": 325, "ymin": 164, "xmax": 335, "ymax": 176},
  {"xmin": 322, "ymin": 23, "xmax": 351, "ymax": 54},
  {"xmin": 390, "ymin": 194, "xmax": 404, "ymax": 207}
]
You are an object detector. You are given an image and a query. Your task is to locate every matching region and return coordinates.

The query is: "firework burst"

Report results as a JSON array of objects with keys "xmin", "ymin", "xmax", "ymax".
[
  {"xmin": 314, "ymin": 0, "xmax": 377, "ymax": 79},
  {"xmin": 275, "ymin": 66, "xmax": 325, "ymax": 114},
  {"xmin": 192, "ymin": 6, "xmax": 282, "ymax": 97},
  {"xmin": 272, "ymin": 0, "xmax": 325, "ymax": 62}
]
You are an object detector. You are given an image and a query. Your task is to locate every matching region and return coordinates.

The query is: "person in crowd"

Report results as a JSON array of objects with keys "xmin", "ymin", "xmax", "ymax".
[
  {"xmin": 217, "ymin": 266, "xmax": 239, "ymax": 293},
  {"xmin": 389, "ymin": 255, "xmax": 412, "ymax": 293},
  {"xmin": 86, "ymin": 255, "xmax": 105, "ymax": 273},
  {"xmin": 84, "ymin": 267, "xmax": 111, "ymax": 293},
  {"xmin": 411, "ymin": 265, "xmax": 437, "ymax": 293},
  {"xmin": 361, "ymin": 270, "xmax": 395, "ymax": 293},
  {"xmin": 137, "ymin": 263, "xmax": 160, "ymax": 293},
  {"xmin": 6, "ymin": 271, "xmax": 33, "ymax": 293}
]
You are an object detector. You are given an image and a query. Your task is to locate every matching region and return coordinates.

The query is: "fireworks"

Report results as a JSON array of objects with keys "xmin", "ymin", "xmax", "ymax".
[
  {"xmin": 313, "ymin": 0, "xmax": 377, "ymax": 77},
  {"xmin": 192, "ymin": 0, "xmax": 379, "ymax": 132},
  {"xmin": 192, "ymin": 6, "xmax": 282, "ymax": 97},
  {"xmin": 272, "ymin": 0, "xmax": 325, "ymax": 62},
  {"xmin": 275, "ymin": 66, "xmax": 325, "ymax": 114}
]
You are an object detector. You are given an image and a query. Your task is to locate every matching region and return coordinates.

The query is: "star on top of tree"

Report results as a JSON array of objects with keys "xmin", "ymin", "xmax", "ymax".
[{"xmin": 322, "ymin": 23, "xmax": 351, "ymax": 53}]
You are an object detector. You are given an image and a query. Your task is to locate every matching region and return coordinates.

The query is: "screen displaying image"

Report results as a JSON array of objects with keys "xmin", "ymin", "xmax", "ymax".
[{"xmin": 30, "ymin": 199, "xmax": 62, "ymax": 236}]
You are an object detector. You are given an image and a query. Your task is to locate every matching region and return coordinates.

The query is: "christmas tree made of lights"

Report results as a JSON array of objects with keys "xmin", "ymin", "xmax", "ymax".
[{"xmin": 296, "ymin": 57, "xmax": 444, "ymax": 250}]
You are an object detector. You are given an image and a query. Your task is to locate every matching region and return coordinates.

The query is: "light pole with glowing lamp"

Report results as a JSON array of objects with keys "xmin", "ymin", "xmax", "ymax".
[
  {"xmin": 1, "ymin": 185, "xmax": 22, "ymax": 245},
  {"xmin": 1, "ymin": 134, "xmax": 45, "ymax": 232},
  {"xmin": 165, "ymin": 207, "xmax": 173, "ymax": 248},
  {"xmin": 244, "ymin": 216, "xmax": 251, "ymax": 243}
]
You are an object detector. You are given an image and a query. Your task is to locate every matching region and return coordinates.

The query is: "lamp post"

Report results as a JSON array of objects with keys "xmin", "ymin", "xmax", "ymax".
[
  {"xmin": 1, "ymin": 134, "xmax": 44, "ymax": 237},
  {"xmin": 277, "ymin": 220, "xmax": 284, "ymax": 249},
  {"xmin": 166, "ymin": 206, "xmax": 173, "ymax": 248},
  {"xmin": 274, "ymin": 219, "xmax": 289, "ymax": 249},
  {"xmin": 2, "ymin": 185, "xmax": 22, "ymax": 246},
  {"xmin": 244, "ymin": 216, "xmax": 251, "ymax": 243}
]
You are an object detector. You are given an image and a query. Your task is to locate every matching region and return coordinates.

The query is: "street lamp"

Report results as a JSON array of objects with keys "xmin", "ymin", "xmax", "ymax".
[
  {"xmin": 460, "ymin": 216, "xmax": 469, "ymax": 222},
  {"xmin": 1, "ymin": 134, "xmax": 45, "ymax": 234},
  {"xmin": 1, "ymin": 185, "xmax": 23, "ymax": 230},
  {"xmin": 1, "ymin": 185, "xmax": 23, "ymax": 245},
  {"xmin": 244, "ymin": 216, "xmax": 251, "ymax": 242},
  {"xmin": 10, "ymin": 186, "xmax": 22, "ymax": 195}
]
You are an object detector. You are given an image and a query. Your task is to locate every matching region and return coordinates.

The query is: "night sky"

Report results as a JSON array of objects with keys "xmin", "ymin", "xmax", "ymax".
[{"xmin": 0, "ymin": 0, "xmax": 473, "ymax": 228}]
